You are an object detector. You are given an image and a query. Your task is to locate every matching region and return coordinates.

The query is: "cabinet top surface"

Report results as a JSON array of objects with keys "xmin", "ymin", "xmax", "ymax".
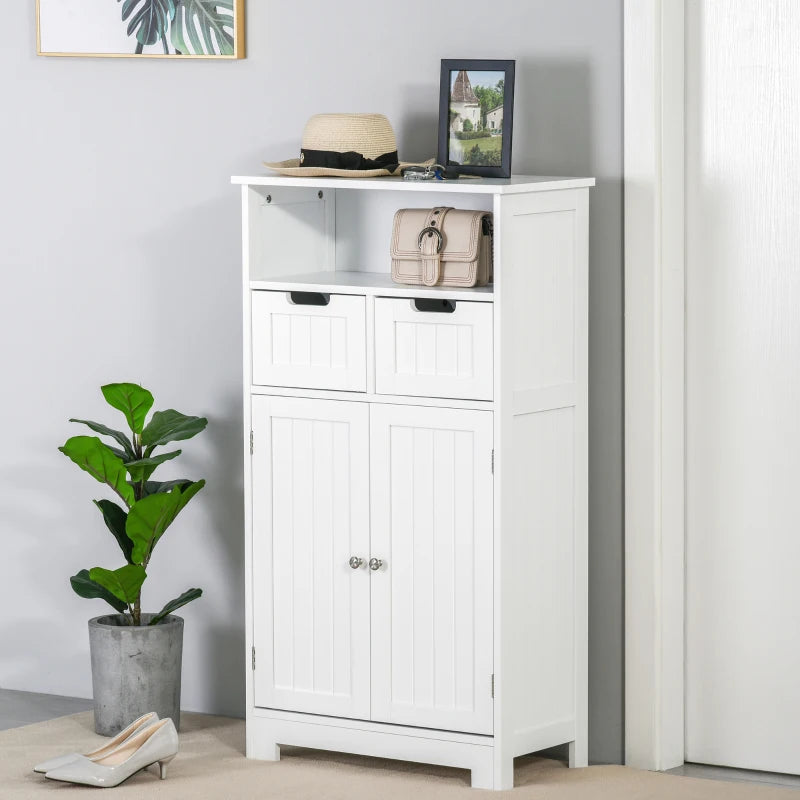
[{"xmin": 231, "ymin": 174, "xmax": 595, "ymax": 194}]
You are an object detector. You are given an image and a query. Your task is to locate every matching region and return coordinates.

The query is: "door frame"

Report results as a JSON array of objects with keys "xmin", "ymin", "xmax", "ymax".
[{"xmin": 623, "ymin": 0, "xmax": 687, "ymax": 771}]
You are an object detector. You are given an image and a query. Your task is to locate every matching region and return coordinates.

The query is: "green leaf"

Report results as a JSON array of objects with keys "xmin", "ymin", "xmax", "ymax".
[
  {"xmin": 171, "ymin": 0, "xmax": 234, "ymax": 55},
  {"xmin": 119, "ymin": 0, "xmax": 175, "ymax": 47},
  {"xmin": 70, "ymin": 569, "xmax": 128, "ymax": 613},
  {"xmin": 140, "ymin": 479, "xmax": 193, "ymax": 496},
  {"xmin": 108, "ymin": 446, "xmax": 132, "ymax": 462},
  {"xmin": 141, "ymin": 409, "xmax": 207, "ymax": 452},
  {"xmin": 126, "ymin": 480, "xmax": 205, "ymax": 563},
  {"xmin": 101, "ymin": 383, "xmax": 154, "ymax": 435},
  {"xmin": 69, "ymin": 419, "xmax": 135, "ymax": 460},
  {"xmin": 150, "ymin": 587, "xmax": 202, "ymax": 625},
  {"xmin": 89, "ymin": 565, "xmax": 146, "ymax": 605},
  {"xmin": 124, "ymin": 449, "xmax": 181, "ymax": 483},
  {"xmin": 94, "ymin": 500, "xmax": 134, "ymax": 564},
  {"xmin": 59, "ymin": 436, "xmax": 135, "ymax": 507}
]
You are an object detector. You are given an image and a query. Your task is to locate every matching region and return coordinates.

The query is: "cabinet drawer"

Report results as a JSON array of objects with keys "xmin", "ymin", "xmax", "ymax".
[
  {"xmin": 251, "ymin": 290, "xmax": 367, "ymax": 391},
  {"xmin": 374, "ymin": 297, "xmax": 493, "ymax": 400}
]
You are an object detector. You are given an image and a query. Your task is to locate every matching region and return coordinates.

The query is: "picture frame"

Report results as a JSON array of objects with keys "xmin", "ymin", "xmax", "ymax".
[
  {"xmin": 36, "ymin": 0, "xmax": 245, "ymax": 59},
  {"xmin": 438, "ymin": 59, "xmax": 515, "ymax": 178}
]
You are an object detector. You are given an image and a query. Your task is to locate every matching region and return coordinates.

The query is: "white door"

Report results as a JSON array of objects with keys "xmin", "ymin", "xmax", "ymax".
[
  {"xmin": 369, "ymin": 404, "xmax": 494, "ymax": 735},
  {"xmin": 251, "ymin": 396, "xmax": 370, "ymax": 719},
  {"xmin": 685, "ymin": 0, "xmax": 800, "ymax": 773}
]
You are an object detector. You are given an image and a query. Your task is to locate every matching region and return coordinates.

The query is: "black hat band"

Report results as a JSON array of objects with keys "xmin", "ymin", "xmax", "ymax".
[{"xmin": 300, "ymin": 148, "xmax": 399, "ymax": 171}]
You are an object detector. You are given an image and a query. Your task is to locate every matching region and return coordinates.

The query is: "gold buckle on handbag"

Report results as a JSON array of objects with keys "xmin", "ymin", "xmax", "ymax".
[{"xmin": 417, "ymin": 226, "xmax": 443, "ymax": 252}]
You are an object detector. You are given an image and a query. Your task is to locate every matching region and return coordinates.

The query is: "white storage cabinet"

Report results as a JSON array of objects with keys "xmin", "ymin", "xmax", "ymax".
[{"xmin": 233, "ymin": 174, "xmax": 593, "ymax": 789}]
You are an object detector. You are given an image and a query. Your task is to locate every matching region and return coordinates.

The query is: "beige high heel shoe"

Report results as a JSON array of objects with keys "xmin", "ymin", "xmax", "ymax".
[
  {"xmin": 44, "ymin": 717, "xmax": 179, "ymax": 787},
  {"xmin": 33, "ymin": 711, "xmax": 158, "ymax": 774}
]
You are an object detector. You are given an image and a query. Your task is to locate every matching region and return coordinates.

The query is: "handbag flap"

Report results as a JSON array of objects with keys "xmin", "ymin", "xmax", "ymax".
[{"xmin": 391, "ymin": 208, "xmax": 486, "ymax": 262}]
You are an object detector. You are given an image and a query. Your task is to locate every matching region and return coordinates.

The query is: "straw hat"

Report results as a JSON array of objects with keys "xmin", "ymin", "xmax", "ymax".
[{"xmin": 264, "ymin": 113, "xmax": 432, "ymax": 178}]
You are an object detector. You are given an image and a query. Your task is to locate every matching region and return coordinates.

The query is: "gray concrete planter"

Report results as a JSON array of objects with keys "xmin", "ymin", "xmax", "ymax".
[{"xmin": 88, "ymin": 614, "xmax": 183, "ymax": 736}]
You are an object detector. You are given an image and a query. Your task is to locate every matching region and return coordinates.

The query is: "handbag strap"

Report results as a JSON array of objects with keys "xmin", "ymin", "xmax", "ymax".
[{"xmin": 419, "ymin": 207, "xmax": 453, "ymax": 286}]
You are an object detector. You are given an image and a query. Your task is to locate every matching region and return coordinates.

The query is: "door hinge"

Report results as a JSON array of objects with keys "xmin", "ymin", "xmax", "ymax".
[
  {"xmin": 491, "ymin": 449, "xmax": 494, "ymax": 474},
  {"xmin": 250, "ymin": 430, "xmax": 254, "ymax": 455},
  {"xmin": 251, "ymin": 645, "xmax": 256, "ymax": 670},
  {"xmin": 491, "ymin": 673, "xmax": 495, "ymax": 698}
]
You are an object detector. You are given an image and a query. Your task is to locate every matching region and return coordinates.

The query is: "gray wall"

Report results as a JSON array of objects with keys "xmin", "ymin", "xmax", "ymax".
[{"xmin": 0, "ymin": 0, "xmax": 623, "ymax": 764}]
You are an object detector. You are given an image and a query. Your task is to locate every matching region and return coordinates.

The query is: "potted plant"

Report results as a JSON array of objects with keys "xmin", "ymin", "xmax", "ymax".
[{"xmin": 59, "ymin": 382, "xmax": 207, "ymax": 736}]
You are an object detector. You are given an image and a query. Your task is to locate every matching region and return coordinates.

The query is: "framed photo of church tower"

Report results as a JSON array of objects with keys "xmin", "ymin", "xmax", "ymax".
[{"xmin": 438, "ymin": 59, "xmax": 515, "ymax": 178}]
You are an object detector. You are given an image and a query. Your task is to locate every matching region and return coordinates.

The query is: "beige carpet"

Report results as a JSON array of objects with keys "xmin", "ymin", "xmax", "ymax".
[{"xmin": 1, "ymin": 712, "xmax": 795, "ymax": 799}]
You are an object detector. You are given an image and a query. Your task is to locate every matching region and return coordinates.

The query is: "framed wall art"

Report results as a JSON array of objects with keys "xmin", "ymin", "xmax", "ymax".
[
  {"xmin": 438, "ymin": 59, "xmax": 515, "ymax": 178},
  {"xmin": 36, "ymin": 0, "xmax": 245, "ymax": 59}
]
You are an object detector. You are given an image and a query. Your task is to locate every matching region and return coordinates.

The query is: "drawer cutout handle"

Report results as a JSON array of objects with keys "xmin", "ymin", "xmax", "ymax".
[
  {"xmin": 412, "ymin": 298, "xmax": 456, "ymax": 314},
  {"xmin": 289, "ymin": 291, "xmax": 330, "ymax": 306}
]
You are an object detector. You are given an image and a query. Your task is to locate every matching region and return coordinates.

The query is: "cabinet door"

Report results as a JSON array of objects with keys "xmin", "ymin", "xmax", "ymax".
[
  {"xmin": 369, "ymin": 404, "xmax": 494, "ymax": 734},
  {"xmin": 251, "ymin": 396, "xmax": 370, "ymax": 719}
]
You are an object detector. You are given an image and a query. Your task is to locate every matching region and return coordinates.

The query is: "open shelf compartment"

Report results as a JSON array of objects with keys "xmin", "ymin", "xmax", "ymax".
[{"xmin": 242, "ymin": 183, "xmax": 494, "ymax": 301}]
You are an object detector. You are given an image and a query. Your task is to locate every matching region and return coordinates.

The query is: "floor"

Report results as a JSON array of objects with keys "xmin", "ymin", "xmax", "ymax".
[
  {"xmin": 666, "ymin": 763, "xmax": 800, "ymax": 791},
  {"xmin": 1, "ymin": 689, "xmax": 798, "ymax": 791},
  {"xmin": 0, "ymin": 689, "xmax": 92, "ymax": 733}
]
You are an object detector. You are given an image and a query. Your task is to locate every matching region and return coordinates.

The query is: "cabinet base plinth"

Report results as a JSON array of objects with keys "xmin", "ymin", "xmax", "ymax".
[
  {"xmin": 246, "ymin": 710, "xmax": 582, "ymax": 790},
  {"xmin": 248, "ymin": 710, "xmax": 495, "ymax": 789},
  {"xmin": 569, "ymin": 739, "xmax": 588, "ymax": 768}
]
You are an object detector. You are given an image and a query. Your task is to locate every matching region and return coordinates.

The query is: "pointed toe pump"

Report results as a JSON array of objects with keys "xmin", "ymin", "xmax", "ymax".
[
  {"xmin": 33, "ymin": 711, "xmax": 159, "ymax": 774},
  {"xmin": 44, "ymin": 717, "xmax": 179, "ymax": 788}
]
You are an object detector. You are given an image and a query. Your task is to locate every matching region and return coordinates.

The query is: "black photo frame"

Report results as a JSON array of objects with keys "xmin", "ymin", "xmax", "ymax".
[{"xmin": 438, "ymin": 59, "xmax": 515, "ymax": 178}]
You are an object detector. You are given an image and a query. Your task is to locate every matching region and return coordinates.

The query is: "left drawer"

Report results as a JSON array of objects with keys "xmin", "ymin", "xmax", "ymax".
[{"xmin": 251, "ymin": 290, "xmax": 367, "ymax": 391}]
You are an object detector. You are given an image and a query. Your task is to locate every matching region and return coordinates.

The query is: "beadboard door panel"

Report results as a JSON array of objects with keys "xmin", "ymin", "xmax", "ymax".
[
  {"xmin": 374, "ymin": 297, "xmax": 494, "ymax": 401},
  {"xmin": 369, "ymin": 404, "xmax": 494, "ymax": 735},
  {"xmin": 251, "ymin": 396, "xmax": 370, "ymax": 718},
  {"xmin": 251, "ymin": 290, "xmax": 367, "ymax": 391}
]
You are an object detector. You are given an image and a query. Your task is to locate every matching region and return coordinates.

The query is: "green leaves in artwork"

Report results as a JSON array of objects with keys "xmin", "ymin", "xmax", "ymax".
[
  {"xmin": 70, "ymin": 569, "xmax": 128, "ymax": 614},
  {"xmin": 119, "ymin": 0, "xmax": 176, "ymax": 47},
  {"xmin": 150, "ymin": 588, "xmax": 203, "ymax": 625},
  {"xmin": 59, "ymin": 436, "xmax": 135, "ymax": 507},
  {"xmin": 116, "ymin": 0, "xmax": 235, "ymax": 55},
  {"xmin": 126, "ymin": 480, "xmax": 205, "ymax": 563},
  {"xmin": 171, "ymin": 0, "xmax": 234, "ymax": 55},
  {"xmin": 89, "ymin": 565, "xmax": 147, "ymax": 606}
]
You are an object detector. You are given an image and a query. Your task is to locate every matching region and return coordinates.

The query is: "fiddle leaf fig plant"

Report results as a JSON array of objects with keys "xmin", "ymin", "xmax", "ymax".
[{"xmin": 60, "ymin": 382, "xmax": 207, "ymax": 626}]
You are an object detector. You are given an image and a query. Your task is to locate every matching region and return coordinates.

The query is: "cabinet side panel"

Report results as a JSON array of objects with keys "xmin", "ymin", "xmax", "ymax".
[
  {"xmin": 509, "ymin": 408, "xmax": 575, "ymax": 726},
  {"xmin": 511, "ymin": 211, "xmax": 576, "ymax": 391},
  {"xmin": 495, "ymin": 189, "xmax": 588, "ymax": 760}
]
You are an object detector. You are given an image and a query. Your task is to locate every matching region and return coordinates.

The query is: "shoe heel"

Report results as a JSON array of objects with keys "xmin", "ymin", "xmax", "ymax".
[{"xmin": 158, "ymin": 755, "xmax": 176, "ymax": 780}]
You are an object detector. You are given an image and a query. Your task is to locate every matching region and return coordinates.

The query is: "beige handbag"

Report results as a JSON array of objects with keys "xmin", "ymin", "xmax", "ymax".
[{"xmin": 390, "ymin": 207, "xmax": 493, "ymax": 287}]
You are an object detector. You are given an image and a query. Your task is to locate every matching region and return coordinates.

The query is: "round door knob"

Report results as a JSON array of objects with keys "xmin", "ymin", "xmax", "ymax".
[
  {"xmin": 348, "ymin": 556, "xmax": 364, "ymax": 570},
  {"xmin": 368, "ymin": 558, "xmax": 383, "ymax": 571}
]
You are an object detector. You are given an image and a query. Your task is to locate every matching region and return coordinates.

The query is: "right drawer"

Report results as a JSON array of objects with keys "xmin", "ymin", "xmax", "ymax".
[{"xmin": 374, "ymin": 297, "xmax": 493, "ymax": 401}]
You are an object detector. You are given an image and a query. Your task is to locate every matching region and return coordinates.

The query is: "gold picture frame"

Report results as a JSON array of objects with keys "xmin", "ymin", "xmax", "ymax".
[{"xmin": 36, "ymin": 0, "xmax": 245, "ymax": 59}]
